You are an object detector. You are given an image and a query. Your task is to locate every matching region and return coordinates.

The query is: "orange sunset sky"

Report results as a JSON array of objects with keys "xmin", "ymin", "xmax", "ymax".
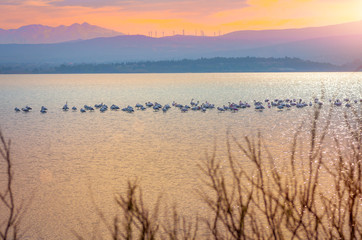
[{"xmin": 0, "ymin": 0, "xmax": 361, "ymax": 36}]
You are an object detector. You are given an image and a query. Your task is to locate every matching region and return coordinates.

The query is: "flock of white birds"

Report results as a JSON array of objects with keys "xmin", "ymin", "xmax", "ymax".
[{"xmin": 14, "ymin": 97, "xmax": 361, "ymax": 114}]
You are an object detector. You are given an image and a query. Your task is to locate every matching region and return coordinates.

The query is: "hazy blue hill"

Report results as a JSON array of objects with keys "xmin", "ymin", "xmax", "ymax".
[
  {"xmin": 1, "ymin": 34, "xmax": 361, "ymax": 65},
  {"xmin": 0, "ymin": 35, "xmax": 229, "ymax": 64},
  {"xmin": 215, "ymin": 35, "xmax": 362, "ymax": 65}
]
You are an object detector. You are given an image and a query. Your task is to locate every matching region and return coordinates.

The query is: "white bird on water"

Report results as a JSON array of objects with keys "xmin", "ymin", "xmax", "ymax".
[
  {"xmin": 110, "ymin": 104, "xmax": 120, "ymax": 110},
  {"xmin": 22, "ymin": 106, "xmax": 32, "ymax": 112},
  {"xmin": 135, "ymin": 103, "xmax": 143, "ymax": 109},
  {"xmin": 40, "ymin": 106, "xmax": 48, "ymax": 113},
  {"xmin": 95, "ymin": 103, "xmax": 103, "ymax": 108},
  {"xmin": 63, "ymin": 102, "xmax": 69, "ymax": 111},
  {"xmin": 100, "ymin": 105, "xmax": 108, "ymax": 112}
]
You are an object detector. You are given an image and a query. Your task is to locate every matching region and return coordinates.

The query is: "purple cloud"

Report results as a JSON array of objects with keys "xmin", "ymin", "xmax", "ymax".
[
  {"xmin": 48, "ymin": 0, "xmax": 248, "ymax": 12},
  {"xmin": 49, "ymin": 0, "xmax": 132, "ymax": 8},
  {"xmin": 0, "ymin": 0, "xmax": 26, "ymax": 5}
]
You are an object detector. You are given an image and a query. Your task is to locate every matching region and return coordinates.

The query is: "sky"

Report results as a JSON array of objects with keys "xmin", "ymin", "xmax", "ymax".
[{"xmin": 0, "ymin": 0, "xmax": 361, "ymax": 35}]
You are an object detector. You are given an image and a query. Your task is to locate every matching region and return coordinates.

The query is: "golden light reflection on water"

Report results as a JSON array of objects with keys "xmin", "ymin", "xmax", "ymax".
[
  {"xmin": 0, "ymin": 73, "xmax": 361, "ymax": 239},
  {"xmin": 39, "ymin": 169, "xmax": 53, "ymax": 183},
  {"xmin": 132, "ymin": 119, "xmax": 145, "ymax": 133}
]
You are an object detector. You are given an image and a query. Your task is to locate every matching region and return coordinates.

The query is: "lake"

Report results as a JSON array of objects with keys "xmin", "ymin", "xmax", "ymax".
[{"xmin": 0, "ymin": 73, "xmax": 361, "ymax": 239}]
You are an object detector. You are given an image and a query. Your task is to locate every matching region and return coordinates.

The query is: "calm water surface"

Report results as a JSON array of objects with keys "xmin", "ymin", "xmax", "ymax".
[{"xmin": 0, "ymin": 73, "xmax": 361, "ymax": 239}]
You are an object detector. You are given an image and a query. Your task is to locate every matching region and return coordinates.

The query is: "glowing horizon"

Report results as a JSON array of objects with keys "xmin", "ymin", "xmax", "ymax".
[{"xmin": 0, "ymin": 0, "xmax": 361, "ymax": 36}]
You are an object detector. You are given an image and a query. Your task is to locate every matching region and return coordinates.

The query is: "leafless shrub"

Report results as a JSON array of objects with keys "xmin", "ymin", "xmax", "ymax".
[
  {"xmin": 161, "ymin": 205, "xmax": 199, "ymax": 240},
  {"xmin": 75, "ymin": 180, "xmax": 162, "ymax": 240},
  {"xmin": 198, "ymin": 103, "xmax": 361, "ymax": 239},
  {"xmin": 0, "ymin": 130, "xmax": 29, "ymax": 240}
]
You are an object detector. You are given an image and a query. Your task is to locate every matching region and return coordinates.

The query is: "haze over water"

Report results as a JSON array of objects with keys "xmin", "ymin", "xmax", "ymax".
[{"xmin": 0, "ymin": 72, "xmax": 361, "ymax": 239}]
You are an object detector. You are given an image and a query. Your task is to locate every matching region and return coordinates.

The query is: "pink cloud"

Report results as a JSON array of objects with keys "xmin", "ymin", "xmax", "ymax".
[{"xmin": 48, "ymin": 0, "xmax": 248, "ymax": 13}]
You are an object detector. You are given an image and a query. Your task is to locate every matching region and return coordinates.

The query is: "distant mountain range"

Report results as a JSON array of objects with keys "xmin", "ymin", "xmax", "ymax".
[
  {"xmin": 0, "ymin": 21, "xmax": 361, "ymax": 66},
  {"xmin": 221, "ymin": 20, "xmax": 362, "ymax": 44},
  {"xmin": 0, "ymin": 22, "xmax": 123, "ymax": 44}
]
